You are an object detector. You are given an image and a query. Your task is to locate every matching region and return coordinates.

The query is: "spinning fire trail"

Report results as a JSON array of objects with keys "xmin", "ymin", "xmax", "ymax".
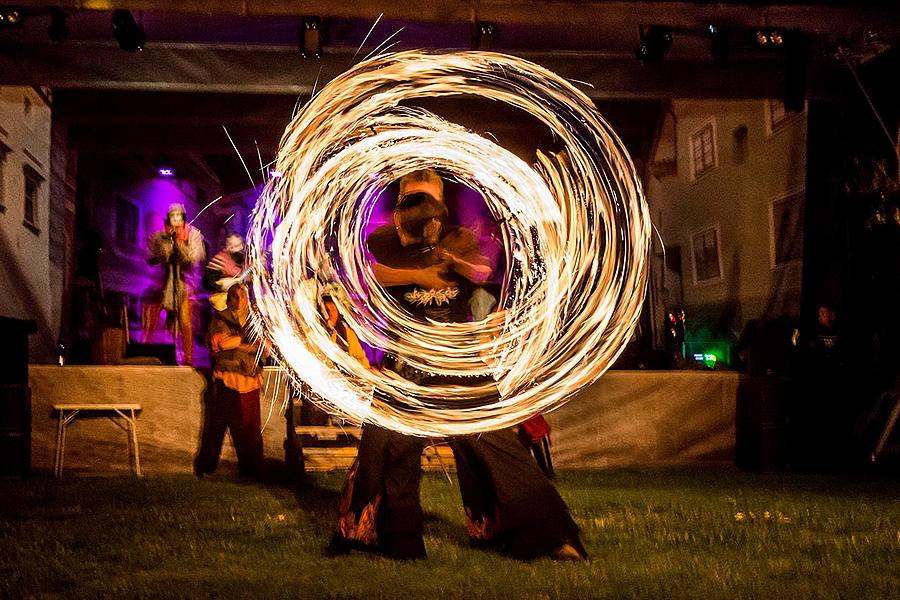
[{"xmin": 248, "ymin": 50, "xmax": 651, "ymax": 437}]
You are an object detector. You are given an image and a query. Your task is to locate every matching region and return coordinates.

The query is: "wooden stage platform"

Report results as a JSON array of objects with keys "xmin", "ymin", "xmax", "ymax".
[{"xmin": 27, "ymin": 366, "xmax": 740, "ymax": 476}]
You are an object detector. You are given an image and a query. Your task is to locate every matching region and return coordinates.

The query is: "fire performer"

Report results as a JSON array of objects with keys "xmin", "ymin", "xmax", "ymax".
[{"xmin": 330, "ymin": 170, "xmax": 585, "ymax": 561}]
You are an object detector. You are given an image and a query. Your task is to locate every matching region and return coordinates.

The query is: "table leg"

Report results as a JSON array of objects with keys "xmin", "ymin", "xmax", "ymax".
[
  {"xmin": 874, "ymin": 395, "xmax": 900, "ymax": 461},
  {"xmin": 130, "ymin": 409, "xmax": 142, "ymax": 477},
  {"xmin": 54, "ymin": 409, "xmax": 64, "ymax": 478},
  {"xmin": 59, "ymin": 412, "xmax": 71, "ymax": 477}
]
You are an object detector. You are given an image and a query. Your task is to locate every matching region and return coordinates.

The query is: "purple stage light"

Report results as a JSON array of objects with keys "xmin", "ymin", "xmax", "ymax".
[{"xmin": 158, "ymin": 167, "xmax": 175, "ymax": 177}]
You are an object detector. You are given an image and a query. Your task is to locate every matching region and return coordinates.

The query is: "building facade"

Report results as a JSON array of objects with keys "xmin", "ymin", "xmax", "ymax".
[
  {"xmin": 647, "ymin": 99, "xmax": 807, "ymax": 367},
  {"xmin": 0, "ymin": 86, "xmax": 59, "ymax": 362}
]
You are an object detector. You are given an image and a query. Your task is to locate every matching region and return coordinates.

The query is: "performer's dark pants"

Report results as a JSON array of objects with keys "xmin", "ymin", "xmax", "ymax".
[
  {"xmin": 195, "ymin": 379, "xmax": 264, "ymax": 478},
  {"xmin": 450, "ymin": 429, "xmax": 585, "ymax": 560},
  {"xmin": 336, "ymin": 424, "xmax": 426, "ymax": 559}
]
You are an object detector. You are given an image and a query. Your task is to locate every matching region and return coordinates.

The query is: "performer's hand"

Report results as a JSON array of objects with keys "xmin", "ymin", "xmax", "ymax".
[
  {"xmin": 216, "ymin": 277, "xmax": 241, "ymax": 290},
  {"xmin": 416, "ymin": 264, "xmax": 454, "ymax": 289},
  {"xmin": 434, "ymin": 246, "xmax": 456, "ymax": 265},
  {"xmin": 435, "ymin": 246, "xmax": 491, "ymax": 284}
]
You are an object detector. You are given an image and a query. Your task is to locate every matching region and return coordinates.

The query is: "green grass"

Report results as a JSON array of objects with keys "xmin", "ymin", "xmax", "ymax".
[{"xmin": 1, "ymin": 468, "xmax": 899, "ymax": 599}]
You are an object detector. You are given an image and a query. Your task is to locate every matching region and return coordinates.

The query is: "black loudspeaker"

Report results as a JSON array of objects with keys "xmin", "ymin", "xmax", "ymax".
[
  {"xmin": 0, "ymin": 318, "xmax": 35, "ymax": 385},
  {"xmin": 735, "ymin": 376, "xmax": 789, "ymax": 471},
  {"xmin": 0, "ymin": 317, "xmax": 35, "ymax": 477},
  {"xmin": 124, "ymin": 342, "xmax": 177, "ymax": 365},
  {"xmin": 784, "ymin": 30, "xmax": 808, "ymax": 113},
  {"xmin": 0, "ymin": 384, "xmax": 31, "ymax": 476}
]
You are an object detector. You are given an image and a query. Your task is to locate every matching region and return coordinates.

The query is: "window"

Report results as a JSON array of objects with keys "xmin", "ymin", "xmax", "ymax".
[
  {"xmin": 766, "ymin": 100, "xmax": 787, "ymax": 131},
  {"xmin": 731, "ymin": 125, "xmax": 748, "ymax": 165},
  {"xmin": 115, "ymin": 196, "xmax": 139, "ymax": 246},
  {"xmin": 691, "ymin": 225, "xmax": 723, "ymax": 284},
  {"xmin": 765, "ymin": 99, "xmax": 805, "ymax": 135},
  {"xmin": 770, "ymin": 190, "xmax": 804, "ymax": 267},
  {"xmin": 689, "ymin": 119, "xmax": 717, "ymax": 180},
  {"xmin": 0, "ymin": 142, "xmax": 9, "ymax": 213},
  {"xmin": 23, "ymin": 164, "xmax": 43, "ymax": 231}
]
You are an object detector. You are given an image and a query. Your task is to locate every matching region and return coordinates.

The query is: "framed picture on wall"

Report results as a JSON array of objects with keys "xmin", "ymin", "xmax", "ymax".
[{"xmin": 691, "ymin": 224, "xmax": 723, "ymax": 285}]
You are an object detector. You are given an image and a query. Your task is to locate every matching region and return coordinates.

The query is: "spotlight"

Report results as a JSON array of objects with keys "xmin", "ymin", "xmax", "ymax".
[
  {"xmin": 635, "ymin": 26, "xmax": 672, "ymax": 64},
  {"xmin": 48, "ymin": 8, "xmax": 68, "ymax": 42},
  {"xmin": 0, "ymin": 6, "xmax": 24, "ymax": 29},
  {"xmin": 111, "ymin": 10, "xmax": 144, "ymax": 52},
  {"xmin": 300, "ymin": 16, "xmax": 322, "ymax": 58},
  {"xmin": 474, "ymin": 21, "xmax": 496, "ymax": 50},
  {"xmin": 158, "ymin": 167, "xmax": 175, "ymax": 177},
  {"xmin": 755, "ymin": 29, "xmax": 785, "ymax": 49}
]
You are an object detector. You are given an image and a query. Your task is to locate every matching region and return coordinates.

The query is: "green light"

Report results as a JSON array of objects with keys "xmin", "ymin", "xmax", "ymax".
[{"xmin": 703, "ymin": 353, "xmax": 717, "ymax": 368}]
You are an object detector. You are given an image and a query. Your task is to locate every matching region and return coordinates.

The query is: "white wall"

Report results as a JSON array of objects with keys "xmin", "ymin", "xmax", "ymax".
[{"xmin": 0, "ymin": 86, "xmax": 55, "ymax": 361}]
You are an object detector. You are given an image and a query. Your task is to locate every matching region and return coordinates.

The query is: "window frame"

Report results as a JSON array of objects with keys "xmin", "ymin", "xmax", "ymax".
[
  {"xmin": 115, "ymin": 195, "xmax": 141, "ymax": 247},
  {"xmin": 688, "ymin": 118, "xmax": 718, "ymax": 182},
  {"xmin": 0, "ymin": 141, "xmax": 10, "ymax": 213},
  {"xmin": 690, "ymin": 223, "xmax": 724, "ymax": 286},
  {"xmin": 765, "ymin": 99, "xmax": 806, "ymax": 136},
  {"xmin": 769, "ymin": 188, "xmax": 805, "ymax": 269},
  {"xmin": 22, "ymin": 163, "xmax": 44, "ymax": 234}
]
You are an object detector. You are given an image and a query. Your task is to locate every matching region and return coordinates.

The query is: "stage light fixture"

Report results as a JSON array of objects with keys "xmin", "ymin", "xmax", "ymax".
[
  {"xmin": 0, "ymin": 6, "xmax": 24, "ymax": 29},
  {"xmin": 755, "ymin": 29, "xmax": 785, "ymax": 48},
  {"xmin": 158, "ymin": 167, "xmax": 174, "ymax": 177},
  {"xmin": 48, "ymin": 8, "xmax": 68, "ymax": 42},
  {"xmin": 300, "ymin": 16, "xmax": 322, "ymax": 58},
  {"xmin": 111, "ymin": 9, "xmax": 144, "ymax": 51},
  {"xmin": 635, "ymin": 26, "xmax": 672, "ymax": 64},
  {"xmin": 474, "ymin": 21, "xmax": 496, "ymax": 50}
]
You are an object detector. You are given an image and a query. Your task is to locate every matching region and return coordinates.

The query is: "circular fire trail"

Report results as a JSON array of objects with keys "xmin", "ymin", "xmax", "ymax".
[{"xmin": 248, "ymin": 50, "xmax": 650, "ymax": 437}]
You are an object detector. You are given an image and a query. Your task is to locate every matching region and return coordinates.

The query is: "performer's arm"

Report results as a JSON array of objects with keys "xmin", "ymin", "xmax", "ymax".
[
  {"xmin": 446, "ymin": 255, "xmax": 492, "ymax": 284},
  {"xmin": 439, "ymin": 229, "xmax": 493, "ymax": 284},
  {"xmin": 148, "ymin": 233, "xmax": 173, "ymax": 264},
  {"xmin": 175, "ymin": 228, "xmax": 206, "ymax": 266},
  {"xmin": 211, "ymin": 331, "xmax": 263, "ymax": 354},
  {"xmin": 370, "ymin": 262, "xmax": 454, "ymax": 289}
]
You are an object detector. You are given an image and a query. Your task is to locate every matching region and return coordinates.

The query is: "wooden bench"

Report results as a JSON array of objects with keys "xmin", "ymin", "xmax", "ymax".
[
  {"xmin": 53, "ymin": 404, "xmax": 142, "ymax": 477},
  {"xmin": 294, "ymin": 425, "xmax": 456, "ymax": 472}
]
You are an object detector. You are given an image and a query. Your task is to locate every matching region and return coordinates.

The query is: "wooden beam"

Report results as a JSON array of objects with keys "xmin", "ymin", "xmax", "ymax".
[
  {"xmin": 0, "ymin": 41, "xmax": 847, "ymax": 99},
  {"xmin": 10, "ymin": 1, "xmax": 900, "ymax": 36}
]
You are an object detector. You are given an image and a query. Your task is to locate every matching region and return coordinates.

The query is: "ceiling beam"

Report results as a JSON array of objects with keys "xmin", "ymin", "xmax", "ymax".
[
  {"xmin": 10, "ymin": 1, "xmax": 900, "ymax": 37},
  {"xmin": 0, "ymin": 41, "xmax": 846, "ymax": 99}
]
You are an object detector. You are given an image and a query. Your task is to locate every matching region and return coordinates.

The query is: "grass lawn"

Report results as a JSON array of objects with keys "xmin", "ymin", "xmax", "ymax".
[{"xmin": 1, "ymin": 467, "xmax": 899, "ymax": 599}]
